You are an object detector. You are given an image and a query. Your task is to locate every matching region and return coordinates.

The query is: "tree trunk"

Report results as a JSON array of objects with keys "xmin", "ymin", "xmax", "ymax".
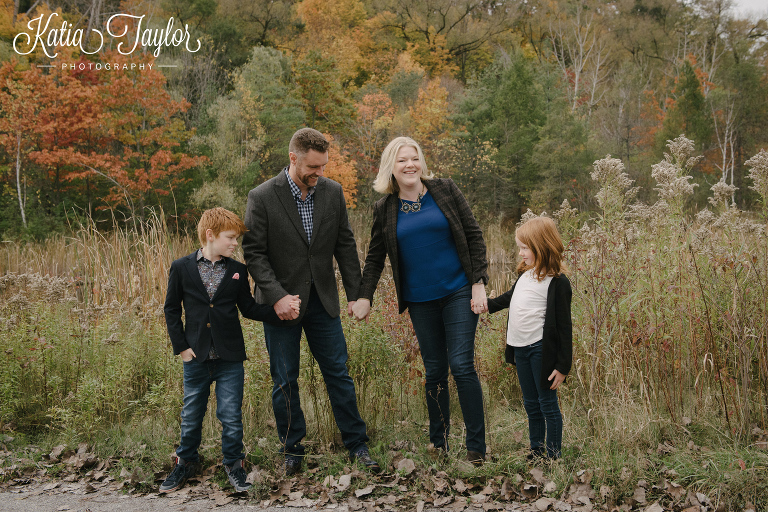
[{"xmin": 15, "ymin": 132, "xmax": 27, "ymax": 228}]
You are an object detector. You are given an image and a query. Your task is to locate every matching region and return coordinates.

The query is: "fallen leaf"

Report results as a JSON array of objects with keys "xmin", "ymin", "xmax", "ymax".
[
  {"xmin": 454, "ymin": 479, "xmax": 467, "ymax": 493},
  {"xmin": 665, "ymin": 480, "xmax": 685, "ymax": 500},
  {"xmin": 634, "ymin": 487, "xmax": 647, "ymax": 505},
  {"xmin": 49, "ymin": 445, "xmax": 66, "ymax": 462},
  {"xmin": 645, "ymin": 502, "xmax": 664, "ymax": 512},
  {"xmin": 288, "ymin": 490, "xmax": 303, "ymax": 500},
  {"xmin": 395, "ymin": 458, "xmax": 416, "ymax": 475},
  {"xmin": 536, "ymin": 497, "xmax": 555, "ymax": 510},
  {"xmin": 355, "ymin": 485, "xmax": 375, "ymax": 498},
  {"xmin": 514, "ymin": 431, "xmax": 524, "ymax": 443},
  {"xmin": 336, "ymin": 474, "xmax": 352, "ymax": 492},
  {"xmin": 214, "ymin": 495, "xmax": 233, "ymax": 506},
  {"xmin": 470, "ymin": 493, "xmax": 488, "ymax": 504},
  {"xmin": 416, "ymin": 500, "xmax": 425, "ymax": 512},
  {"xmin": 522, "ymin": 483, "xmax": 539, "ymax": 499},
  {"xmin": 43, "ymin": 483, "xmax": 60, "ymax": 491},
  {"xmin": 682, "ymin": 417, "xmax": 692, "ymax": 425},
  {"xmin": 531, "ymin": 467, "xmax": 546, "ymax": 484},
  {"xmin": 483, "ymin": 503, "xmax": 503, "ymax": 511},
  {"xmin": 434, "ymin": 496, "xmax": 453, "ymax": 506},
  {"xmin": 599, "ymin": 485, "xmax": 611, "ymax": 499},
  {"xmin": 738, "ymin": 459, "xmax": 746, "ymax": 471}
]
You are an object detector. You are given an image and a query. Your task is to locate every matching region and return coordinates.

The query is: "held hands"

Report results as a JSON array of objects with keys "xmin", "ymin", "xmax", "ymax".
[
  {"xmin": 350, "ymin": 299, "xmax": 371, "ymax": 321},
  {"xmin": 180, "ymin": 348, "xmax": 196, "ymax": 362},
  {"xmin": 548, "ymin": 369, "xmax": 566, "ymax": 390},
  {"xmin": 470, "ymin": 283, "xmax": 488, "ymax": 315},
  {"xmin": 275, "ymin": 294, "xmax": 302, "ymax": 321}
]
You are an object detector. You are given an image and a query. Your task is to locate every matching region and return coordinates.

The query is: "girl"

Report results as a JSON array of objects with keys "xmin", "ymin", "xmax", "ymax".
[{"xmin": 485, "ymin": 216, "xmax": 572, "ymax": 460}]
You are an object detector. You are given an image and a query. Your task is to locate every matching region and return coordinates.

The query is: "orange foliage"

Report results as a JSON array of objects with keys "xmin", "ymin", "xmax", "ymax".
[
  {"xmin": 323, "ymin": 133, "xmax": 358, "ymax": 208},
  {"xmin": 0, "ymin": 51, "xmax": 204, "ymax": 214},
  {"xmin": 352, "ymin": 92, "xmax": 396, "ymax": 175}
]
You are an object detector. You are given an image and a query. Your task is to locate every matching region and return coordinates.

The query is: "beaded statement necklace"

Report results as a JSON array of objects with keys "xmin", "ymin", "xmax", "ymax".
[{"xmin": 399, "ymin": 187, "xmax": 425, "ymax": 213}]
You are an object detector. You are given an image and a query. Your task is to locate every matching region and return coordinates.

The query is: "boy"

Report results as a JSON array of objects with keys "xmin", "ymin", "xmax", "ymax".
[{"xmin": 162, "ymin": 208, "xmax": 299, "ymax": 493}]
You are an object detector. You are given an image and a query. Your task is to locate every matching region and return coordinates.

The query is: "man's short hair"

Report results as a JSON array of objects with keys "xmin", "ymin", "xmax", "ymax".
[
  {"xmin": 289, "ymin": 128, "xmax": 330, "ymax": 157},
  {"xmin": 197, "ymin": 207, "xmax": 247, "ymax": 246}
]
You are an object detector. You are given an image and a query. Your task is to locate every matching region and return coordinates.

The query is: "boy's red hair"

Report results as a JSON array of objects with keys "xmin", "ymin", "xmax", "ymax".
[
  {"xmin": 197, "ymin": 207, "xmax": 247, "ymax": 246},
  {"xmin": 515, "ymin": 216, "xmax": 565, "ymax": 280}
]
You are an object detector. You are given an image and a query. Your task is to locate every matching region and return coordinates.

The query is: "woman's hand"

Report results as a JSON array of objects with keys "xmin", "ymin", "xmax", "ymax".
[
  {"xmin": 471, "ymin": 283, "xmax": 487, "ymax": 314},
  {"xmin": 548, "ymin": 369, "xmax": 566, "ymax": 390},
  {"xmin": 351, "ymin": 298, "xmax": 371, "ymax": 321}
]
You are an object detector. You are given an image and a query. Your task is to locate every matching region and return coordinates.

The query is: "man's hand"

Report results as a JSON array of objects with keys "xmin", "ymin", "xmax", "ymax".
[
  {"xmin": 350, "ymin": 299, "xmax": 371, "ymax": 321},
  {"xmin": 548, "ymin": 369, "xmax": 566, "ymax": 390},
  {"xmin": 180, "ymin": 348, "xmax": 196, "ymax": 362},
  {"xmin": 288, "ymin": 295, "xmax": 301, "ymax": 315},
  {"xmin": 471, "ymin": 283, "xmax": 488, "ymax": 315},
  {"xmin": 274, "ymin": 294, "xmax": 300, "ymax": 320}
]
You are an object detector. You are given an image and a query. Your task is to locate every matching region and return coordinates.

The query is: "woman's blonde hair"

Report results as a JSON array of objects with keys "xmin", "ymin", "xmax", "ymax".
[
  {"xmin": 515, "ymin": 216, "xmax": 566, "ymax": 280},
  {"xmin": 373, "ymin": 136, "xmax": 435, "ymax": 194}
]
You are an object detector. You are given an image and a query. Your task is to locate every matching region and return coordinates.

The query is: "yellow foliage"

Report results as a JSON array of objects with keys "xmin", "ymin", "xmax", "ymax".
[
  {"xmin": 409, "ymin": 79, "xmax": 452, "ymax": 152},
  {"xmin": 294, "ymin": 0, "xmax": 371, "ymax": 81}
]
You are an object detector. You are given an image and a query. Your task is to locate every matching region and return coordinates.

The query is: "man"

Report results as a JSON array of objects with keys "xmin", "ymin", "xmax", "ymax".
[{"xmin": 243, "ymin": 128, "xmax": 379, "ymax": 475}]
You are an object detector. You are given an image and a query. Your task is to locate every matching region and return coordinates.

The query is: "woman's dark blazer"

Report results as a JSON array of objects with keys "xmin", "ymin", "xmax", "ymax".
[
  {"xmin": 488, "ymin": 273, "xmax": 573, "ymax": 389},
  {"xmin": 358, "ymin": 178, "xmax": 489, "ymax": 314}
]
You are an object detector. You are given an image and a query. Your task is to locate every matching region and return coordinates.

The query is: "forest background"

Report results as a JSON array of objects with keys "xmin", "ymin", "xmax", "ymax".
[{"xmin": 1, "ymin": 0, "xmax": 768, "ymax": 510}]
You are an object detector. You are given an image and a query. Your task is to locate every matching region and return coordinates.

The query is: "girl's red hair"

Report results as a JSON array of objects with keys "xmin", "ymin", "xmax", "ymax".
[{"xmin": 515, "ymin": 217, "xmax": 565, "ymax": 280}]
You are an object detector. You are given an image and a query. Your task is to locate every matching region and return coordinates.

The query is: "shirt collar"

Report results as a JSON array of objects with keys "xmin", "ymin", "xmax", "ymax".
[
  {"xmin": 284, "ymin": 167, "xmax": 315, "ymax": 199},
  {"xmin": 196, "ymin": 248, "xmax": 227, "ymax": 265}
]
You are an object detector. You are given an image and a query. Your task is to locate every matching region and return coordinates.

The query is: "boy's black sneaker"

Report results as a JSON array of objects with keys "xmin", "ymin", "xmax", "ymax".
[
  {"xmin": 224, "ymin": 459, "xmax": 251, "ymax": 493},
  {"xmin": 159, "ymin": 457, "xmax": 196, "ymax": 494}
]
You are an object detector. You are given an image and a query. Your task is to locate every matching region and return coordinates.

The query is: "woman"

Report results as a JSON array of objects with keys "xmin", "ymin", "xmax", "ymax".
[{"xmin": 351, "ymin": 136, "xmax": 489, "ymax": 465}]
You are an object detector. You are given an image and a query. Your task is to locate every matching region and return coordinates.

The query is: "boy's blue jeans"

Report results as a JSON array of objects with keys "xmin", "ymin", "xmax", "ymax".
[
  {"xmin": 514, "ymin": 341, "xmax": 563, "ymax": 458},
  {"xmin": 406, "ymin": 284, "xmax": 486, "ymax": 455},
  {"xmin": 176, "ymin": 359, "xmax": 245, "ymax": 466}
]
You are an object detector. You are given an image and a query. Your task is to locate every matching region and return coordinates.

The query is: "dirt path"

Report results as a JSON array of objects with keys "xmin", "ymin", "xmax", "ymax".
[{"xmin": 1, "ymin": 480, "xmax": 542, "ymax": 512}]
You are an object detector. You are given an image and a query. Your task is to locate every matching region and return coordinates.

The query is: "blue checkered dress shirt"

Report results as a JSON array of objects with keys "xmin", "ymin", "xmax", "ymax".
[{"xmin": 284, "ymin": 167, "xmax": 315, "ymax": 243}]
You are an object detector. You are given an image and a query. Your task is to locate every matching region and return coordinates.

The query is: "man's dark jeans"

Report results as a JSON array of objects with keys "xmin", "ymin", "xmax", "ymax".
[
  {"xmin": 176, "ymin": 359, "xmax": 245, "ymax": 466},
  {"xmin": 263, "ymin": 286, "xmax": 368, "ymax": 459},
  {"xmin": 514, "ymin": 340, "xmax": 563, "ymax": 458},
  {"xmin": 406, "ymin": 284, "xmax": 486, "ymax": 455}
]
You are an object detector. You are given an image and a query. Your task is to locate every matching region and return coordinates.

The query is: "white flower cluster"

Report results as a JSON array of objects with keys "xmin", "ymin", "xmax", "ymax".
[{"xmin": 745, "ymin": 149, "xmax": 768, "ymax": 206}]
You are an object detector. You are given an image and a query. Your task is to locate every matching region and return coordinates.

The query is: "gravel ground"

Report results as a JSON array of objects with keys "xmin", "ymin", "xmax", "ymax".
[{"xmin": 0, "ymin": 480, "xmax": 542, "ymax": 512}]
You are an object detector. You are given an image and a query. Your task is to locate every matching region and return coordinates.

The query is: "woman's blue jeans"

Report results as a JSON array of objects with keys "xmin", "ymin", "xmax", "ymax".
[
  {"xmin": 513, "ymin": 341, "xmax": 563, "ymax": 458},
  {"xmin": 176, "ymin": 359, "xmax": 245, "ymax": 466},
  {"xmin": 406, "ymin": 285, "xmax": 486, "ymax": 455}
]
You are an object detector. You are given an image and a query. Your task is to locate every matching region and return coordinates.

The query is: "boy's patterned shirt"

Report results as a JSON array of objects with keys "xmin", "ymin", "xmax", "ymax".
[{"xmin": 196, "ymin": 249, "xmax": 228, "ymax": 359}]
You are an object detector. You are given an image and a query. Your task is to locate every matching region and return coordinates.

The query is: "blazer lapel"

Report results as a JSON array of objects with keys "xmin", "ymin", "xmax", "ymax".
[
  {"xmin": 211, "ymin": 262, "xmax": 236, "ymax": 301},
  {"xmin": 183, "ymin": 253, "xmax": 209, "ymax": 299},
  {"xmin": 384, "ymin": 194, "xmax": 399, "ymax": 271},
  {"xmin": 275, "ymin": 171, "xmax": 310, "ymax": 246},
  {"xmin": 308, "ymin": 179, "xmax": 326, "ymax": 248}
]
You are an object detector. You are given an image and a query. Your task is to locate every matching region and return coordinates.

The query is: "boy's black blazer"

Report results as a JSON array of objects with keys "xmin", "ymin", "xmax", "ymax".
[{"xmin": 164, "ymin": 251, "xmax": 279, "ymax": 361}]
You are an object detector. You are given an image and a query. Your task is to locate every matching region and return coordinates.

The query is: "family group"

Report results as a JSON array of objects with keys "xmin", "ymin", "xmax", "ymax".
[{"xmin": 160, "ymin": 128, "xmax": 573, "ymax": 494}]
